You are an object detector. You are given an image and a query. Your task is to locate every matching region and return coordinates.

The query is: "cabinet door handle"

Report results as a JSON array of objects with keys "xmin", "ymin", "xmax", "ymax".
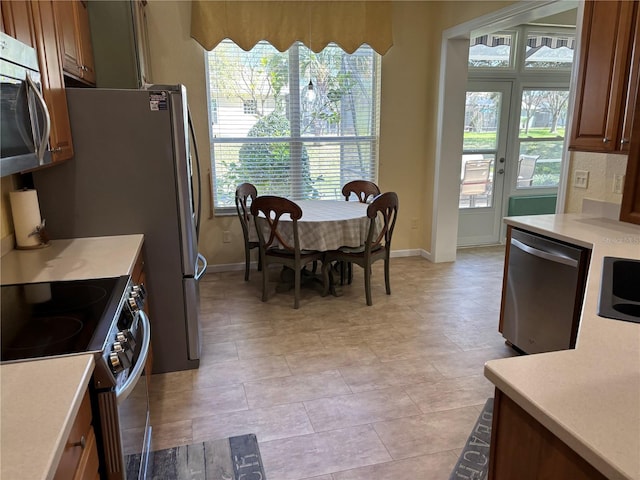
[
  {"xmin": 603, "ymin": 137, "xmax": 610, "ymax": 143},
  {"xmin": 70, "ymin": 435, "xmax": 86, "ymax": 449},
  {"xmin": 621, "ymin": 138, "xmax": 630, "ymax": 145}
]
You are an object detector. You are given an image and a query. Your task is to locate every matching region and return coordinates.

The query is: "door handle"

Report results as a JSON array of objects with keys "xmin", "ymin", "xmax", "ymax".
[{"xmin": 511, "ymin": 237, "xmax": 578, "ymax": 267}]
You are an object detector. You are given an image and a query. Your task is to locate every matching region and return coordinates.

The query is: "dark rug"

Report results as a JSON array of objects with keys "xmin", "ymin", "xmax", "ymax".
[
  {"xmin": 126, "ymin": 433, "xmax": 266, "ymax": 480},
  {"xmin": 449, "ymin": 398, "xmax": 493, "ymax": 480}
]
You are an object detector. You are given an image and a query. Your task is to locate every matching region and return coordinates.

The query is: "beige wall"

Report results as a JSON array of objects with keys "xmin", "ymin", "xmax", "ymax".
[{"xmin": 144, "ymin": 0, "xmax": 513, "ymax": 267}]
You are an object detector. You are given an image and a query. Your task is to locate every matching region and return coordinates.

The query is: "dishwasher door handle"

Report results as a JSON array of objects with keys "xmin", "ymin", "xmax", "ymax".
[{"xmin": 510, "ymin": 237, "xmax": 579, "ymax": 268}]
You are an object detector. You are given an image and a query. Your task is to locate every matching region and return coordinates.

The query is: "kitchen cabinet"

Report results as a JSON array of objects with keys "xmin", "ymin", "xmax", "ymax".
[
  {"xmin": 1, "ymin": 0, "xmax": 74, "ymax": 164},
  {"xmin": 53, "ymin": 388, "xmax": 100, "ymax": 480},
  {"xmin": 87, "ymin": 0, "xmax": 151, "ymax": 88},
  {"xmin": 568, "ymin": 0, "xmax": 639, "ymax": 153},
  {"xmin": 620, "ymin": 83, "xmax": 640, "ymax": 224},
  {"xmin": 488, "ymin": 389, "xmax": 607, "ymax": 480},
  {"xmin": 53, "ymin": 0, "xmax": 95, "ymax": 85}
]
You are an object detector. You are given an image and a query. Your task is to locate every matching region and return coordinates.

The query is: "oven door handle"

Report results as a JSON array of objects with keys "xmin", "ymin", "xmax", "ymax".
[{"xmin": 116, "ymin": 310, "xmax": 151, "ymax": 405}]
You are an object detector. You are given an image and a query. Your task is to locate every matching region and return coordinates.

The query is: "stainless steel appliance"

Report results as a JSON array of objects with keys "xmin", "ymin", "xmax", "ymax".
[
  {"xmin": 0, "ymin": 276, "xmax": 152, "ymax": 479},
  {"xmin": 33, "ymin": 85, "xmax": 207, "ymax": 373},
  {"xmin": 501, "ymin": 228, "xmax": 591, "ymax": 354},
  {"xmin": 0, "ymin": 32, "xmax": 52, "ymax": 177}
]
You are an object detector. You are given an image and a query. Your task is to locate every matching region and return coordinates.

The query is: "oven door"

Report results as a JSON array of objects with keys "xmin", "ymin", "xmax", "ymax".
[
  {"xmin": 99, "ymin": 310, "xmax": 152, "ymax": 480},
  {"xmin": 118, "ymin": 310, "xmax": 152, "ymax": 480}
]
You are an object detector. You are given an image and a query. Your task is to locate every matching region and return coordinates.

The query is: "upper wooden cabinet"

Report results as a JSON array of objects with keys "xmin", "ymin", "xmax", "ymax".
[
  {"xmin": 569, "ymin": 0, "xmax": 639, "ymax": 153},
  {"xmin": 1, "ymin": 0, "xmax": 74, "ymax": 164},
  {"xmin": 53, "ymin": 0, "xmax": 95, "ymax": 85},
  {"xmin": 87, "ymin": 0, "xmax": 151, "ymax": 88}
]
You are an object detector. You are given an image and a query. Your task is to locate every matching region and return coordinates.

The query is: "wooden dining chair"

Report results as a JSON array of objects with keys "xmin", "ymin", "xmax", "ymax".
[
  {"xmin": 342, "ymin": 180, "xmax": 381, "ymax": 203},
  {"xmin": 235, "ymin": 183, "xmax": 261, "ymax": 281},
  {"xmin": 322, "ymin": 191, "xmax": 399, "ymax": 306},
  {"xmin": 340, "ymin": 180, "xmax": 381, "ymax": 283},
  {"xmin": 250, "ymin": 195, "xmax": 324, "ymax": 309}
]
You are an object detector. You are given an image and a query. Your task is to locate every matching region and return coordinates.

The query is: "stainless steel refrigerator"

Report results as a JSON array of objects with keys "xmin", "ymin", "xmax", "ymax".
[{"xmin": 32, "ymin": 85, "xmax": 207, "ymax": 373}]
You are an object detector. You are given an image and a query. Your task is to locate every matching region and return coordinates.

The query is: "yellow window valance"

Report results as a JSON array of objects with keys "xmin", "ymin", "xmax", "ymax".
[{"xmin": 190, "ymin": 1, "xmax": 393, "ymax": 54}]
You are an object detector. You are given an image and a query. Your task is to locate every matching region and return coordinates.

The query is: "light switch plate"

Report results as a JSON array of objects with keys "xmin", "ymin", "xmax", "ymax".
[
  {"xmin": 574, "ymin": 170, "xmax": 589, "ymax": 189},
  {"xmin": 613, "ymin": 174, "xmax": 625, "ymax": 194}
]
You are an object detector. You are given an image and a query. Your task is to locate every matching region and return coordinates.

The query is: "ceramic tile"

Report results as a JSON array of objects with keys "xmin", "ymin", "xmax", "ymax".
[
  {"xmin": 192, "ymin": 403, "xmax": 314, "ymax": 443},
  {"xmin": 259, "ymin": 425, "xmax": 392, "ymax": 480},
  {"xmin": 150, "ymin": 384, "xmax": 247, "ymax": 425},
  {"xmin": 193, "ymin": 355, "xmax": 291, "ymax": 388},
  {"xmin": 285, "ymin": 345, "xmax": 379, "ymax": 375},
  {"xmin": 244, "ymin": 370, "xmax": 351, "ymax": 408},
  {"xmin": 338, "ymin": 359, "xmax": 444, "ymax": 392},
  {"xmin": 304, "ymin": 388, "xmax": 421, "ymax": 432},
  {"xmin": 404, "ymin": 374, "xmax": 495, "ymax": 413},
  {"xmin": 236, "ymin": 332, "xmax": 324, "ymax": 359},
  {"xmin": 373, "ymin": 406, "xmax": 481, "ymax": 459},
  {"xmin": 330, "ymin": 451, "xmax": 458, "ymax": 480}
]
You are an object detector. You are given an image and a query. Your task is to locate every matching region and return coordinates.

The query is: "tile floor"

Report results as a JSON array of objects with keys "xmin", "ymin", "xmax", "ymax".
[{"xmin": 148, "ymin": 246, "xmax": 518, "ymax": 479}]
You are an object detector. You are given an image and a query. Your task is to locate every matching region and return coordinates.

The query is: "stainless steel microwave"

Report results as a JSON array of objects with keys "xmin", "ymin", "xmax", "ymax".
[{"xmin": 0, "ymin": 32, "xmax": 52, "ymax": 177}]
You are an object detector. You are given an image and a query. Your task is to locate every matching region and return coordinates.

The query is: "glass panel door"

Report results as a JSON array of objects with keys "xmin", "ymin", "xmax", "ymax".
[
  {"xmin": 514, "ymin": 88, "xmax": 569, "ymax": 191},
  {"xmin": 458, "ymin": 82, "xmax": 512, "ymax": 246}
]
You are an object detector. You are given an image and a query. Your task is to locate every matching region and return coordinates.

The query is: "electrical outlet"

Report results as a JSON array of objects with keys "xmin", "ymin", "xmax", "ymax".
[
  {"xmin": 574, "ymin": 170, "xmax": 589, "ymax": 189},
  {"xmin": 411, "ymin": 218, "xmax": 418, "ymax": 229},
  {"xmin": 613, "ymin": 174, "xmax": 625, "ymax": 194},
  {"xmin": 223, "ymin": 231, "xmax": 231, "ymax": 243}
]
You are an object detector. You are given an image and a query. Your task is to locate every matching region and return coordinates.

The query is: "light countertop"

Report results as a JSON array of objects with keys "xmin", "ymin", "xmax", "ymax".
[
  {"xmin": 484, "ymin": 214, "xmax": 640, "ymax": 480},
  {"xmin": 1, "ymin": 234, "xmax": 144, "ymax": 285},
  {"xmin": 0, "ymin": 354, "xmax": 95, "ymax": 480}
]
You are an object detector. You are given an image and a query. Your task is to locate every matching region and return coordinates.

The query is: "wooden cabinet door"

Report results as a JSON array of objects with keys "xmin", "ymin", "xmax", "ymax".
[
  {"xmin": 620, "ymin": 72, "xmax": 640, "ymax": 225},
  {"xmin": 1, "ymin": 1, "xmax": 37, "ymax": 47},
  {"xmin": 53, "ymin": 0, "xmax": 95, "ymax": 85},
  {"xmin": 620, "ymin": 4, "xmax": 640, "ymax": 153},
  {"xmin": 569, "ymin": 0, "xmax": 636, "ymax": 152},
  {"xmin": 75, "ymin": 0, "xmax": 95, "ymax": 84},
  {"xmin": 488, "ymin": 389, "xmax": 608, "ymax": 480},
  {"xmin": 30, "ymin": 1, "xmax": 74, "ymax": 162}
]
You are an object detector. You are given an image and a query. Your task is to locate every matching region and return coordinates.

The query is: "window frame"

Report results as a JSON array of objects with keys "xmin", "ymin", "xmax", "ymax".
[{"xmin": 205, "ymin": 40, "xmax": 382, "ymax": 214}]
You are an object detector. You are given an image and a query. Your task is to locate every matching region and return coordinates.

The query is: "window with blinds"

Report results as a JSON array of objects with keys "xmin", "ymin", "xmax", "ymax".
[{"xmin": 206, "ymin": 40, "xmax": 381, "ymax": 210}]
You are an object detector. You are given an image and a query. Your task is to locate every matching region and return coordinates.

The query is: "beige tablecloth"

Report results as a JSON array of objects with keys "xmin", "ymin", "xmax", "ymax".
[{"xmin": 252, "ymin": 200, "xmax": 372, "ymax": 251}]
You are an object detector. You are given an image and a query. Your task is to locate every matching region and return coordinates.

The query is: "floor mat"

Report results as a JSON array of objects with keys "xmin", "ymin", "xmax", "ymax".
[
  {"xmin": 449, "ymin": 398, "xmax": 493, "ymax": 480},
  {"xmin": 126, "ymin": 433, "xmax": 266, "ymax": 479}
]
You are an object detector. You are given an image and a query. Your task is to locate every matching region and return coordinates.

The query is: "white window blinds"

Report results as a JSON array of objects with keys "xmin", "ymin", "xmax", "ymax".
[{"xmin": 207, "ymin": 40, "xmax": 381, "ymax": 209}]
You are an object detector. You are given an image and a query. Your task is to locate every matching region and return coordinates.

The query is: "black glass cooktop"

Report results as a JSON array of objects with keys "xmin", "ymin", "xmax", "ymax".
[{"xmin": 1, "ymin": 276, "xmax": 128, "ymax": 363}]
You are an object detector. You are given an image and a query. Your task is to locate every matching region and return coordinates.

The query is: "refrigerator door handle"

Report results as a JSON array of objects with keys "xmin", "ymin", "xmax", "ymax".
[{"xmin": 195, "ymin": 253, "xmax": 207, "ymax": 280}]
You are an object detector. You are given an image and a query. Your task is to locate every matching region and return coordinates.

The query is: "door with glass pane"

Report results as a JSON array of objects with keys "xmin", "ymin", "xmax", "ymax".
[
  {"xmin": 458, "ymin": 82, "xmax": 512, "ymax": 246},
  {"xmin": 511, "ymin": 87, "xmax": 569, "ymax": 194}
]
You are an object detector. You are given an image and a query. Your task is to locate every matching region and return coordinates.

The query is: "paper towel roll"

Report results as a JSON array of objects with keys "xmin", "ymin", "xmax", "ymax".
[{"xmin": 9, "ymin": 189, "xmax": 44, "ymax": 248}]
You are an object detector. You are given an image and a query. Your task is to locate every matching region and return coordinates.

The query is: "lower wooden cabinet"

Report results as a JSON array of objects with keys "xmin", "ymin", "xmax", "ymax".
[
  {"xmin": 488, "ymin": 389, "xmax": 607, "ymax": 480},
  {"xmin": 53, "ymin": 388, "xmax": 99, "ymax": 480}
]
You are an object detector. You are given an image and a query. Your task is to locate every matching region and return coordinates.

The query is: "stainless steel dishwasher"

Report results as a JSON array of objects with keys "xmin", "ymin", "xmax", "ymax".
[{"xmin": 500, "ymin": 227, "xmax": 591, "ymax": 354}]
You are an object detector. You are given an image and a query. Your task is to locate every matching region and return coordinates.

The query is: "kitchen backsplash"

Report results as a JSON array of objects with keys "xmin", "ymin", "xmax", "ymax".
[{"xmin": 564, "ymin": 151, "xmax": 628, "ymax": 214}]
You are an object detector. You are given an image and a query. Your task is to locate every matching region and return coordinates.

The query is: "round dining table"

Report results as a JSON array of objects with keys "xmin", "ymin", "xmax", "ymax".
[{"xmin": 252, "ymin": 199, "xmax": 373, "ymax": 251}]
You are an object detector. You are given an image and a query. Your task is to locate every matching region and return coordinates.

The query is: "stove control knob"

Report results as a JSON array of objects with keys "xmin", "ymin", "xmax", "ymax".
[
  {"xmin": 128, "ymin": 296, "xmax": 140, "ymax": 312},
  {"xmin": 132, "ymin": 284, "xmax": 146, "ymax": 301},
  {"xmin": 113, "ymin": 341, "xmax": 127, "ymax": 352},
  {"xmin": 110, "ymin": 352, "xmax": 124, "ymax": 374},
  {"xmin": 116, "ymin": 331, "xmax": 127, "ymax": 344}
]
